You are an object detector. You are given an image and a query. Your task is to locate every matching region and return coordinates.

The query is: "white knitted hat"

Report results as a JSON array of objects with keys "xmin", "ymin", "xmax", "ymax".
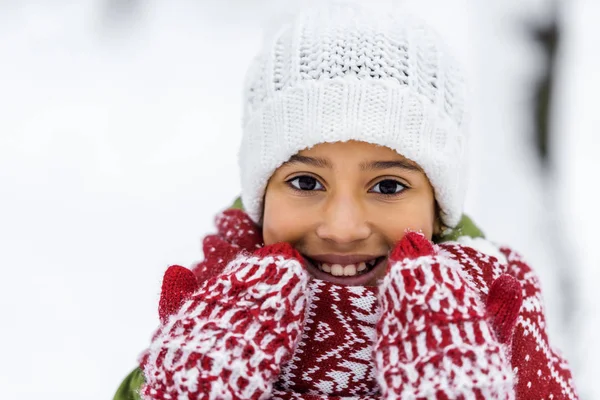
[{"xmin": 239, "ymin": 2, "xmax": 468, "ymax": 228}]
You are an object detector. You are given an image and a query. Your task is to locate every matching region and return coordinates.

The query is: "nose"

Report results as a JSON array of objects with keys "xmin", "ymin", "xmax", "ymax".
[{"xmin": 315, "ymin": 194, "xmax": 371, "ymax": 245}]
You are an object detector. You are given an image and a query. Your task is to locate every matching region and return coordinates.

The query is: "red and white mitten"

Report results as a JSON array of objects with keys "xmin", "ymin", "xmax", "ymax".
[
  {"xmin": 192, "ymin": 209, "xmax": 264, "ymax": 282},
  {"xmin": 139, "ymin": 242, "xmax": 310, "ymax": 400},
  {"xmin": 158, "ymin": 265, "xmax": 198, "ymax": 324},
  {"xmin": 375, "ymin": 232, "xmax": 515, "ymax": 399},
  {"xmin": 486, "ymin": 274, "xmax": 522, "ymax": 344}
]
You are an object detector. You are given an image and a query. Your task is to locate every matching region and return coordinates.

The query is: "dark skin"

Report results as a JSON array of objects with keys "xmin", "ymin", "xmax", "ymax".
[{"xmin": 262, "ymin": 140, "xmax": 441, "ymax": 286}]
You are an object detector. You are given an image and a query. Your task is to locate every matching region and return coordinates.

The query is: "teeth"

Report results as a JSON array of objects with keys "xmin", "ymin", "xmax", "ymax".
[
  {"xmin": 343, "ymin": 264, "xmax": 357, "ymax": 276},
  {"xmin": 331, "ymin": 264, "xmax": 344, "ymax": 276},
  {"xmin": 315, "ymin": 258, "xmax": 380, "ymax": 277}
]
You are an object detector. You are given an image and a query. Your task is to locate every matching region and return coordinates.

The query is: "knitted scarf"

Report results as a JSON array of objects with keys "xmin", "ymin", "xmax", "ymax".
[{"xmin": 116, "ymin": 201, "xmax": 578, "ymax": 400}]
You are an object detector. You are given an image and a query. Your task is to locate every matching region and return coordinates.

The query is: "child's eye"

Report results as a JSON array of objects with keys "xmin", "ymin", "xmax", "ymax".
[
  {"xmin": 287, "ymin": 176, "xmax": 324, "ymax": 191},
  {"xmin": 370, "ymin": 179, "xmax": 406, "ymax": 195}
]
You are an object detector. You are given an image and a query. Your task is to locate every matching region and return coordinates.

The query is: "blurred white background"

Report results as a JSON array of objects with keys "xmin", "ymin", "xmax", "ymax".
[{"xmin": 0, "ymin": 0, "xmax": 597, "ymax": 398}]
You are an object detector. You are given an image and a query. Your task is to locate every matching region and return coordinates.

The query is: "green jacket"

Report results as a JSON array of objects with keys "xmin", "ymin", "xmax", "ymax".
[
  {"xmin": 114, "ymin": 368, "xmax": 144, "ymax": 400},
  {"xmin": 113, "ymin": 198, "xmax": 483, "ymax": 400}
]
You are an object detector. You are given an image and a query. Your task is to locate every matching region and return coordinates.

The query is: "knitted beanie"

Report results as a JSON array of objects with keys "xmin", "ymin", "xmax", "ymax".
[{"xmin": 239, "ymin": 2, "xmax": 468, "ymax": 227}]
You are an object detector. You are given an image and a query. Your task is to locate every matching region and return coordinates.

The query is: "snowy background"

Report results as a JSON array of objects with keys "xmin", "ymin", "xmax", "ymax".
[{"xmin": 0, "ymin": 0, "xmax": 597, "ymax": 398}]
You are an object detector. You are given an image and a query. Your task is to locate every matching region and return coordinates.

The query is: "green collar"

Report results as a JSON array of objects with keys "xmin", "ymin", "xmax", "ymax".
[{"xmin": 435, "ymin": 214, "xmax": 484, "ymax": 243}]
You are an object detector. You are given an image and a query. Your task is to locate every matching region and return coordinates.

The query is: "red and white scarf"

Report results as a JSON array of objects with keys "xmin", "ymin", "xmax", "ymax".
[{"xmin": 139, "ymin": 209, "xmax": 578, "ymax": 399}]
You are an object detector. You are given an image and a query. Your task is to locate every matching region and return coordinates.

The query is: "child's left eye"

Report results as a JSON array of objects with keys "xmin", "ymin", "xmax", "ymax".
[{"xmin": 370, "ymin": 179, "xmax": 406, "ymax": 195}]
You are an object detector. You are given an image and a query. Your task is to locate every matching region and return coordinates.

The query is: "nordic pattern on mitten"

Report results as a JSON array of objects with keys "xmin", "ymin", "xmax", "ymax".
[
  {"xmin": 375, "ymin": 232, "xmax": 515, "ymax": 399},
  {"xmin": 438, "ymin": 243, "xmax": 522, "ymax": 345},
  {"xmin": 440, "ymin": 241, "xmax": 578, "ymax": 399},
  {"xmin": 499, "ymin": 246, "xmax": 578, "ymax": 400},
  {"xmin": 139, "ymin": 243, "xmax": 309, "ymax": 400},
  {"xmin": 438, "ymin": 241, "xmax": 508, "ymax": 299},
  {"xmin": 192, "ymin": 209, "xmax": 264, "ymax": 282}
]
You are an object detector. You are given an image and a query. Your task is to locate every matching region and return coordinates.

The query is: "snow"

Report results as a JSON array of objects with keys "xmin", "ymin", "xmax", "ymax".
[{"xmin": 0, "ymin": 0, "xmax": 596, "ymax": 398}]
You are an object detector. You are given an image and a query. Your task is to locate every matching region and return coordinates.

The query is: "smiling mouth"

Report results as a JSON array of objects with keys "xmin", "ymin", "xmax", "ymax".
[
  {"xmin": 304, "ymin": 256, "xmax": 386, "ymax": 277},
  {"xmin": 300, "ymin": 253, "xmax": 388, "ymax": 287}
]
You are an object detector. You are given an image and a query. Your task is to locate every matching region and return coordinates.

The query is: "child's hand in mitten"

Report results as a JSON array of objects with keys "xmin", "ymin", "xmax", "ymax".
[
  {"xmin": 375, "ymin": 232, "xmax": 515, "ymax": 399},
  {"xmin": 192, "ymin": 209, "xmax": 264, "ymax": 282},
  {"xmin": 486, "ymin": 273, "xmax": 522, "ymax": 344},
  {"xmin": 437, "ymin": 240, "xmax": 523, "ymax": 345},
  {"xmin": 158, "ymin": 265, "xmax": 198, "ymax": 324},
  {"xmin": 140, "ymin": 242, "xmax": 310, "ymax": 400}
]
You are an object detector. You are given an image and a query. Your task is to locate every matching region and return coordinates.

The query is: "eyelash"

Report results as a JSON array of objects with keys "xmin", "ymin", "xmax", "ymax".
[{"xmin": 285, "ymin": 175, "xmax": 409, "ymax": 197}]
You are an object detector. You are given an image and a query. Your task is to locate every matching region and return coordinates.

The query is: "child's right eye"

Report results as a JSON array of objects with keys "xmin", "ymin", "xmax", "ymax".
[{"xmin": 287, "ymin": 176, "xmax": 324, "ymax": 191}]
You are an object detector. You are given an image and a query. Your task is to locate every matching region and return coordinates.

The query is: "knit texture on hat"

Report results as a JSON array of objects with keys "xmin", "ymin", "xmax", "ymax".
[{"xmin": 239, "ymin": 2, "xmax": 468, "ymax": 227}]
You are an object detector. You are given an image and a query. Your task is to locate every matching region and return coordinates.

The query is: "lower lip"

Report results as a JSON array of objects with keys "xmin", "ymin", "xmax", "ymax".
[{"xmin": 302, "ymin": 256, "xmax": 388, "ymax": 286}]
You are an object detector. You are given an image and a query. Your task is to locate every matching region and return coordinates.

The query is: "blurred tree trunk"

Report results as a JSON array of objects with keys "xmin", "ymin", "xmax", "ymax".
[{"xmin": 530, "ymin": 0, "xmax": 579, "ymax": 360}]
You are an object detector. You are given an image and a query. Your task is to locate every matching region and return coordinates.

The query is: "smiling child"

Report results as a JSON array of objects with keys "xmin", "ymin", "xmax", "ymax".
[{"xmin": 115, "ymin": 3, "xmax": 578, "ymax": 399}]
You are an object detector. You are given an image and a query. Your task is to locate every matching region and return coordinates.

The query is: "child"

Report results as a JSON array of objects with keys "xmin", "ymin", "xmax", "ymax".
[{"xmin": 115, "ymin": 3, "xmax": 578, "ymax": 399}]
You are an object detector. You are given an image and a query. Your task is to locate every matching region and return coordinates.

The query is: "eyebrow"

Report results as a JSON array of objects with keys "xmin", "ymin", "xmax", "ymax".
[
  {"xmin": 285, "ymin": 155, "xmax": 333, "ymax": 168},
  {"xmin": 284, "ymin": 155, "xmax": 421, "ymax": 172},
  {"xmin": 359, "ymin": 160, "xmax": 422, "ymax": 172}
]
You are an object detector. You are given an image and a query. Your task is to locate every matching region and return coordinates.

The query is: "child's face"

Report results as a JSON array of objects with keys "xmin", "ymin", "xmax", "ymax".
[{"xmin": 263, "ymin": 140, "xmax": 438, "ymax": 286}]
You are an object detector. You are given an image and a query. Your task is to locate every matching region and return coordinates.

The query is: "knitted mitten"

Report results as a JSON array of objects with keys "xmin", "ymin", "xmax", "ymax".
[
  {"xmin": 499, "ymin": 246, "xmax": 579, "ymax": 399},
  {"xmin": 192, "ymin": 209, "xmax": 264, "ymax": 282},
  {"xmin": 375, "ymin": 232, "xmax": 515, "ymax": 399},
  {"xmin": 158, "ymin": 265, "xmax": 198, "ymax": 324},
  {"xmin": 486, "ymin": 274, "xmax": 522, "ymax": 344},
  {"xmin": 139, "ymin": 242, "xmax": 310, "ymax": 400}
]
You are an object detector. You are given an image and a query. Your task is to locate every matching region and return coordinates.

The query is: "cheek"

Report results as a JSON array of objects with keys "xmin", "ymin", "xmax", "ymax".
[
  {"xmin": 367, "ymin": 200, "xmax": 435, "ymax": 286},
  {"xmin": 262, "ymin": 190, "xmax": 313, "ymax": 246},
  {"xmin": 374, "ymin": 199, "xmax": 436, "ymax": 245}
]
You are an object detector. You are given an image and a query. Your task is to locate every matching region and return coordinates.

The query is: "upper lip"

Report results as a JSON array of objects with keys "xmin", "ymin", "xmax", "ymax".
[{"xmin": 304, "ymin": 254, "xmax": 384, "ymax": 265}]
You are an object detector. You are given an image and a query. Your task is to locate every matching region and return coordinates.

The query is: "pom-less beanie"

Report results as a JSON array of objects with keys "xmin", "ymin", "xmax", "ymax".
[{"xmin": 239, "ymin": 2, "xmax": 468, "ymax": 227}]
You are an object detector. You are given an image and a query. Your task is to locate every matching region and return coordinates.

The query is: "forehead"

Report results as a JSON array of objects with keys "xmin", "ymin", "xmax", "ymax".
[{"xmin": 298, "ymin": 140, "xmax": 418, "ymax": 165}]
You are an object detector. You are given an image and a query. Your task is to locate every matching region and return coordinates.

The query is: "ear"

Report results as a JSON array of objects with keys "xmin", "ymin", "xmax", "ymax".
[{"xmin": 432, "ymin": 202, "xmax": 445, "ymax": 237}]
